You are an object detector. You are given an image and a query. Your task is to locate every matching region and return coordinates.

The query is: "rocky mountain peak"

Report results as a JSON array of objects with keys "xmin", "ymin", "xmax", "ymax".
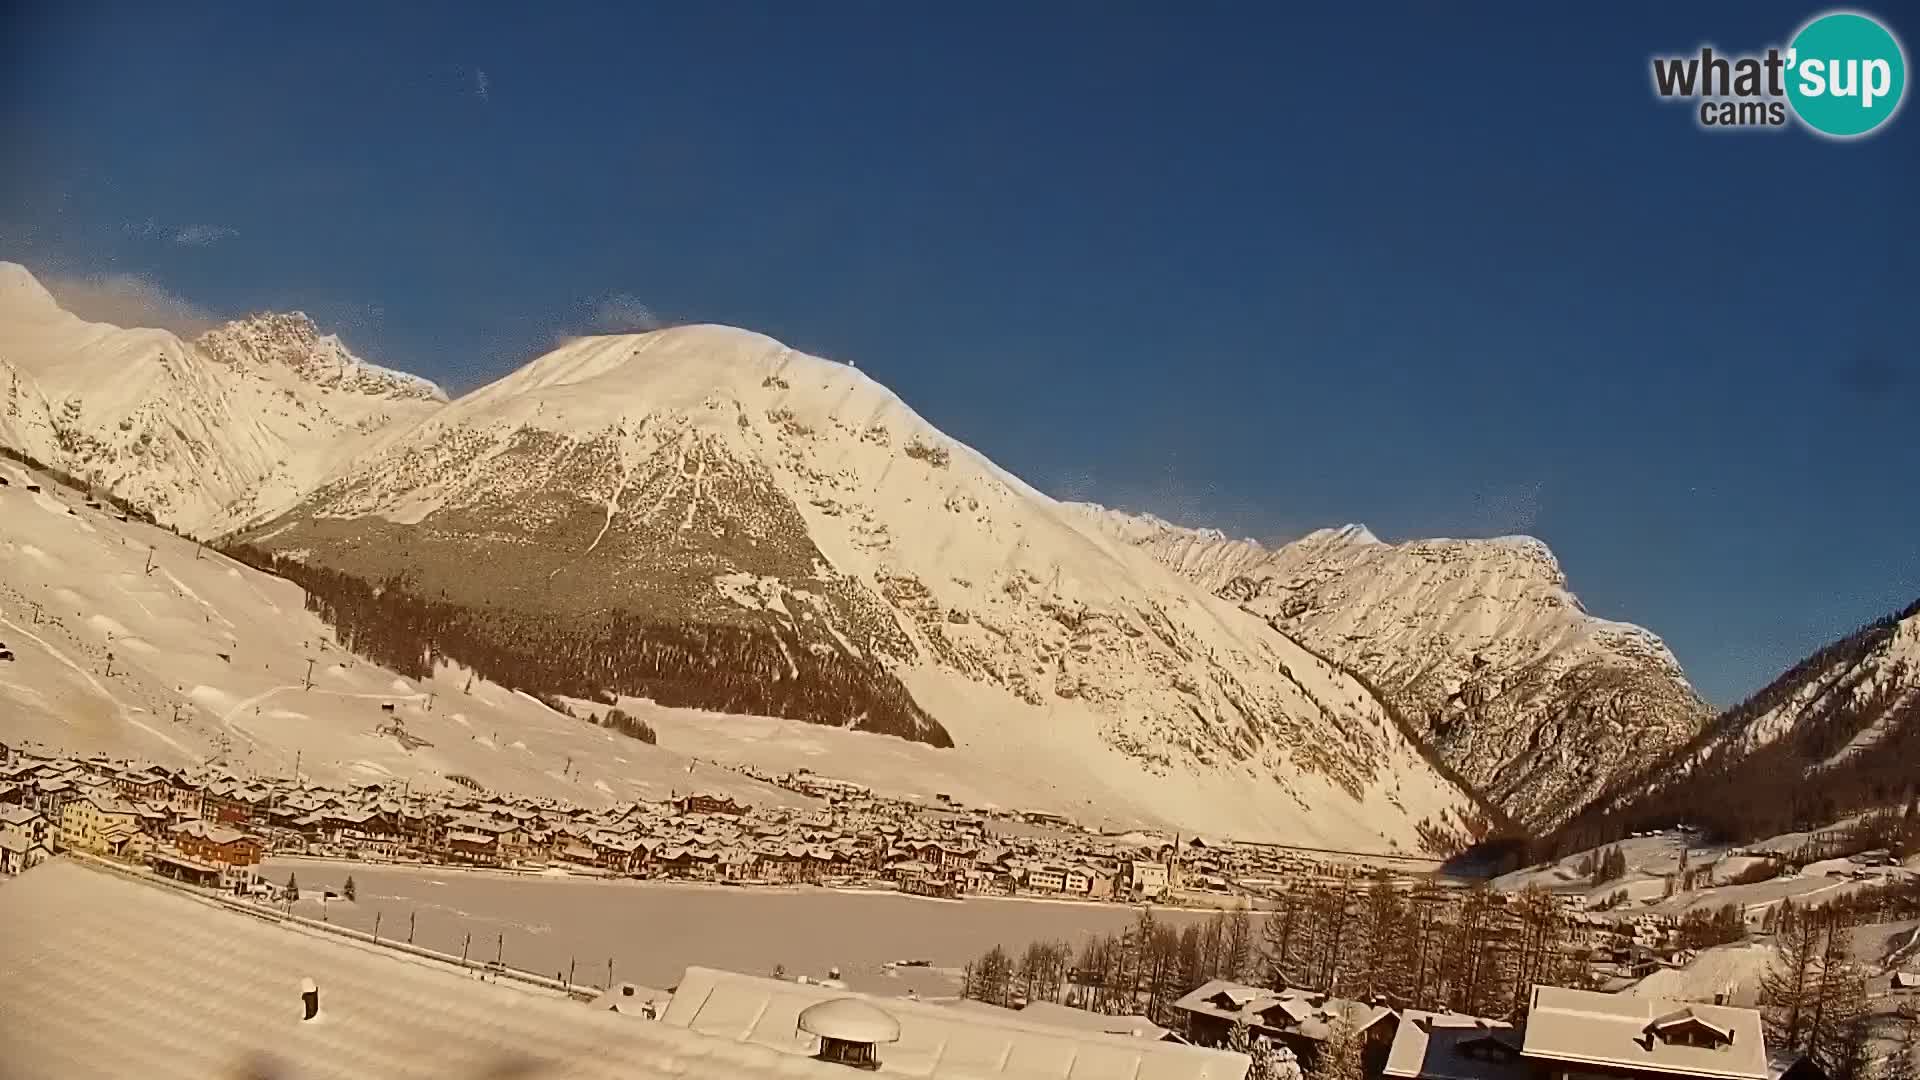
[
  {"xmin": 1077, "ymin": 505, "xmax": 1708, "ymax": 831},
  {"xmin": 196, "ymin": 312, "xmax": 444, "ymax": 402}
]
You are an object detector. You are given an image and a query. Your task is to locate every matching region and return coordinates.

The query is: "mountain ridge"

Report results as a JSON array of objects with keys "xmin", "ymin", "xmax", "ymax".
[
  {"xmin": 0, "ymin": 261, "xmax": 442, "ymax": 533},
  {"xmin": 1068, "ymin": 501, "xmax": 1710, "ymax": 832},
  {"xmin": 1553, "ymin": 596, "xmax": 1920, "ymax": 849}
]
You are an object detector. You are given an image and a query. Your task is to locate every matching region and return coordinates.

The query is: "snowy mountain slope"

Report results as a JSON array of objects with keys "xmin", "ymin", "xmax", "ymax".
[
  {"xmin": 227, "ymin": 326, "xmax": 1489, "ymax": 847},
  {"xmin": 1692, "ymin": 602, "xmax": 1920, "ymax": 768},
  {"xmin": 1558, "ymin": 599, "xmax": 1920, "ymax": 845},
  {"xmin": 0, "ymin": 457, "xmax": 808, "ymax": 810},
  {"xmin": 1068, "ymin": 504, "xmax": 1710, "ymax": 831},
  {"xmin": 0, "ymin": 262, "xmax": 441, "ymax": 534}
]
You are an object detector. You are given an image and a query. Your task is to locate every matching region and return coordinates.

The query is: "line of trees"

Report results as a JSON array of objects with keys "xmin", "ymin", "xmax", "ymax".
[
  {"xmin": 1579, "ymin": 846, "xmax": 1629, "ymax": 885},
  {"xmin": 962, "ymin": 877, "xmax": 1580, "ymax": 1029}
]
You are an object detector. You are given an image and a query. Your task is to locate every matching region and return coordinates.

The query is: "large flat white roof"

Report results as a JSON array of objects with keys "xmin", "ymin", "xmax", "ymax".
[
  {"xmin": 1522, "ymin": 985, "xmax": 1768, "ymax": 1080},
  {"xmin": 0, "ymin": 857, "xmax": 851, "ymax": 1079},
  {"xmin": 662, "ymin": 965, "xmax": 1249, "ymax": 1079}
]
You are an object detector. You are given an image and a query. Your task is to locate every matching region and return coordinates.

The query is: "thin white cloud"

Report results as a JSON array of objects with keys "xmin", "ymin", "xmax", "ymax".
[
  {"xmin": 475, "ymin": 68, "xmax": 491, "ymax": 102},
  {"xmin": 37, "ymin": 271, "xmax": 219, "ymax": 336},
  {"xmin": 172, "ymin": 224, "xmax": 239, "ymax": 246}
]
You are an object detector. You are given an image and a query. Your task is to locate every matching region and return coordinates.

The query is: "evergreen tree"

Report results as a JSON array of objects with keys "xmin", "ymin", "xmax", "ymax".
[
  {"xmin": 1309, "ymin": 1016, "xmax": 1366, "ymax": 1080},
  {"xmin": 1260, "ymin": 1041, "xmax": 1304, "ymax": 1080},
  {"xmin": 1809, "ymin": 913, "xmax": 1870, "ymax": 1080},
  {"xmin": 1225, "ymin": 910, "xmax": 1255, "ymax": 983},
  {"xmin": 1178, "ymin": 924, "xmax": 1207, "ymax": 995},
  {"xmin": 1262, "ymin": 894, "xmax": 1303, "ymax": 990},
  {"xmin": 1507, "ymin": 885, "xmax": 1566, "ymax": 1013},
  {"xmin": 974, "ymin": 945, "xmax": 1014, "ymax": 1006},
  {"xmin": 1761, "ymin": 902, "xmax": 1824, "ymax": 1055},
  {"xmin": 1228, "ymin": 1014, "xmax": 1253, "ymax": 1056},
  {"xmin": 1357, "ymin": 876, "xmax": 1409, "ymax": 1002},
  {"xmin": 1406, "ymin": 884, "xmax": 1448, "ymax": 1010}
]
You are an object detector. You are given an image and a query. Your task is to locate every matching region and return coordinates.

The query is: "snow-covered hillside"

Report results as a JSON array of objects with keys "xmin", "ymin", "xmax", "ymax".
[
  {"xmin": 225, "ymin": 326, "xmax": 1487, "ymax": 848},
  {"xmin": 0, "ymin": 262, "xmax": 441, "ymax": 534},
  {"xmin": 1069, "ymin": 504, "xmax": 1709, "ymax": 831},
  {"xmin": 1691, "ymin": 604, "xmax": 1920, "ymax": 769},
  {"xmin": 0, "ymin": 458, "xmax": 803, "ymax": 809},
  {"xmin": 1562, "ymin": 599, "xmax": 1920, "ymax": 843}
]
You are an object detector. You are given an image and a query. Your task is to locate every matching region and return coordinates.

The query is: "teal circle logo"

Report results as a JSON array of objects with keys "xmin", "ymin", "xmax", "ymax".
[{"xmin": 1787, "ymin": 11, "xmax": 1907, "ymax": 137}]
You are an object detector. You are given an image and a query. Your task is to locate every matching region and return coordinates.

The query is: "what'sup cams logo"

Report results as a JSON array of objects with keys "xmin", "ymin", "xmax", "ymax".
[{"xmin": 1651, "ymin": 9, "xmax": 1907, "ymax": 137}]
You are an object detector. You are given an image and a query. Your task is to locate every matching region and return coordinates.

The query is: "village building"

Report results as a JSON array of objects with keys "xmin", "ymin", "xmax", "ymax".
[
  {"xmin": 58, "ymin": 789, "xmax": 153, "ymax": 859},
  {"xmin": 0, "ymin": 803, "xmax": 52, "ymax": 851},
  {"xmin": 168, "ymin": 819, "xmax": 266, "ymax": 869},
  {"xmin": 1520, "ymin": 985, "xmax": 1768, "ymax": 1080},
  {"xmin": 1384, "ymin": 1010, "xmax": 1527, "ymax": 1080},
  {"xmin": 677, "ymin": 791, "xmax": 747, "ymax": 816},
  {"xmin": 1125, "ymin": 859, "xmax": 1172, "ymax": 899},
  {"xmin": 1170, "ymin": 979, "xmax": 1399, "ymax": 1072}
]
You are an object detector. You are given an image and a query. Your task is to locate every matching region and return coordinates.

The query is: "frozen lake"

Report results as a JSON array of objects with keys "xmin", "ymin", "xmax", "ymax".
[{"xmin": 263, "ymin": 859, "xmax": 1233, "ymax": 995}]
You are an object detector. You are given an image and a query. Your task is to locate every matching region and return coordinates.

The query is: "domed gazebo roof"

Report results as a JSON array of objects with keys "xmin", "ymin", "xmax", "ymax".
[{"xmin": 797, "ymin": 998, "xmax": 902, "ymax": 1044}]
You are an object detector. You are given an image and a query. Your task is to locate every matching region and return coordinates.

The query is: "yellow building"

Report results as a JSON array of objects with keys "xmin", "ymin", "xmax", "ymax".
[{"xmin": 59, "ymin": 792, "xmax": 151, "ymax": 859}]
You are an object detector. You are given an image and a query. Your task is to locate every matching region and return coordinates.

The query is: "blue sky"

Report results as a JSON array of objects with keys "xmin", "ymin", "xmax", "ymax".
[{"xmin": 2, "ymin": 2, "xmax": 1914, "ymax": 706}]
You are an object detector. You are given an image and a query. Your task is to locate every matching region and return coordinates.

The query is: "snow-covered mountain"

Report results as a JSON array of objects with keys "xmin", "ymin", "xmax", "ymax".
[
  {"xmin": 0, "ymin": 455, "xmax": 809, "ymax": 811},
  {"xmin": 1558, "ymin": 598, "xmax": 1920, "ymax": 845},
  {"xmin": 1069, "ymin": 505, "xmax": 1710, "ymax": 831},
  {"xmin": 0, "ymin": 269, "xmax": 1488, "ymax": 847},
  {"xmin": 0, "ymin": 262, "xmax": 442, "ymax": 534}
]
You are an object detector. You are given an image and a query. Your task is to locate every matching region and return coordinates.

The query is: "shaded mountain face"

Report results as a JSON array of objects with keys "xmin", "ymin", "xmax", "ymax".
[
  {"xmin": 1556, "ymin": 599, "xmax": 1920, "ymax": 848},
  {"xmin": 0, "ymin": 270, "xmax": 1488, "ymax": 845},
  {"xmin": 1071, "ymin": 506, "xmax": 1710, "ymax": 832},
  {"xmin": 0, "ymin": 263, "xmax": 442, "ymax": 533}
]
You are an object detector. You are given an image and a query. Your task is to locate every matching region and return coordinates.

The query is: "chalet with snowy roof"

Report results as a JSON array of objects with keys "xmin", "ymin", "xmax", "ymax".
[
  {"xmin": 202, "ymin": 780, "xmax": 269, "ymax": 825},
  {"xmin": 677, "ymin": 791, "xmax": 747, "ymax": 816},
  {"xmin": 167, "ymin": 819, "xmax": 265, "ymax": 867},
  {"xmin": 1520, "ymin": 986, "xmax": 1767, "ymax": 1080},
  {"xmin": 446, "ymin": 830, "xmax": 500, "ymax": 864},
  {"xmin": 1385, "ymin": 1010, "xmax": 1526, "ymax": 1080},
  {"xmin": 0, "ymin": 830, "xmax": 51, "ymax": 875},
  {"xmin": 29, "ymin": 775, "xmax": 77, "ymax": 819},
  {"xmin": 1171, "ymin": 979, "xmax": 1398, "ymax": 1071},
  {"xmin": 110, "ymin": 768, "xmax": 169, "ymax": 802}
]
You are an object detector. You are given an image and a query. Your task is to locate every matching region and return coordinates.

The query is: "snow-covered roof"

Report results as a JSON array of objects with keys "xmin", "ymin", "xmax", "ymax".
[
  {"xmin": 662, "ymin": 965, "xmax": 1249, "ymax": 1079},
  {"xmin": 1522, "ymin": 986, "xmax": 1766, "ymax": 1080},
  {"xmin": 0, "ymin": 858, "xmax": 850, "ymax": 1079},
  {"xmin": 1384, "ymin": 1010, "xmax": 1526, "ymax": 1080}
]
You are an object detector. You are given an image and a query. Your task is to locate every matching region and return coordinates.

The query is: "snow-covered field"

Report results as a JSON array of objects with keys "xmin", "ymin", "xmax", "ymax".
[
  {"xmin": 1496, "ymin": 829, "xmax": 1901, "ymax": 920},
  {"xmin": 262, "ymin": 858, "xmax": 1226, "ymax": 996}
]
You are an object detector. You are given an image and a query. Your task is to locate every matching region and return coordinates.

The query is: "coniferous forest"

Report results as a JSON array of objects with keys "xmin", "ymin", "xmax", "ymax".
[{"xmin": 216, "ymin": 541, "xmax": 952, "ymax": 746}]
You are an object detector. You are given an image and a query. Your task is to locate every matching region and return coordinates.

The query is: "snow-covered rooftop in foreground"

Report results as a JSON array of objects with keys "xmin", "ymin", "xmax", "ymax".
[
  {"xmin": 662, "ymin": 965, "xmax": 1250, "ymax": 1079},
  {"xmin": 0, "ymin": 858, "xmax": 846, "ymax": 1080}
]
